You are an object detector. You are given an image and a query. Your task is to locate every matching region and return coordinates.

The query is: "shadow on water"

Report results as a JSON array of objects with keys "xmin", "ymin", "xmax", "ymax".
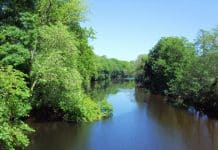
[
  {"xmin": 27, "ymin": 122, "xmax": 91, "ymax": 150},
  {"xmin": 140, "ymin": 93, "xmax": 218, "ymax": 150},
  {"xmin": 27, "ymin": 81, "xmax": 218, "ymax": 150}
]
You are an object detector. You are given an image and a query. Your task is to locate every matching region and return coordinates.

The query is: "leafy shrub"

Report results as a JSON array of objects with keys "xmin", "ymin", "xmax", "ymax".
[
  {"xmin": 60, "ymin": 96, "xmax": 103, "ymax": 122},
  {"xmin": 98, "ymin": 99, "xmax": 113, "ymax": 118}
]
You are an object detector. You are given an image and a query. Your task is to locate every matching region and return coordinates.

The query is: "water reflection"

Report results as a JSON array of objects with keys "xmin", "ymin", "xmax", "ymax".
[
  {"xmin": 143, "ymin": 90, "xmax": 218, "ymax": 150},
  {"xmin": 27, "ymin": 82, "xmax": 218, "ymax": 150},
  {"xmin": 89, "ymin": 80, "xmax": 135, "ymax": 101},
  {"xmin": 27, "ymin": 122, "xmax": 91, "ymax": 150}
]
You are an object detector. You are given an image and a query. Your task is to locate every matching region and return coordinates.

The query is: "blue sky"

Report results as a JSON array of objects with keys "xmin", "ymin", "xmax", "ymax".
[{"xmin": 83, "ymin": 0, "xmax": 218, "ymax": 61}]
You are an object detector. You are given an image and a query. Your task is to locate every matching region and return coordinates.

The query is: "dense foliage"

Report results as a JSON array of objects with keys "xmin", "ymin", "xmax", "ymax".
[
  {"xmin": 145, "ymin": 37, "xmax": 195, "ymax": 93},
  {"xmin": 0, "ymin": 66, "xmax": 33, "ymax": 150},
  {"xmin": 137, "ymin": 27, "xmax": 218, "ymax": 115},
  {"xmin": 0, "ymin": 0, "xmax": 128, "ymax": 149},
  {"xmin": 0, "ymin": 0, "xmax": 134, "ymax": 149}
]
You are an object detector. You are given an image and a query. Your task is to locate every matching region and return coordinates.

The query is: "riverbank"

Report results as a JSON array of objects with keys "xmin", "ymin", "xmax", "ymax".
[{"xmin": 157, "ymin": 93, "xmax": 218, "ymax": 119}]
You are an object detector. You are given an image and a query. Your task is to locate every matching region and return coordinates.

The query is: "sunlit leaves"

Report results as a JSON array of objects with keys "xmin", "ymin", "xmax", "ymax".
[
  {"xmin": 0, "ymin": 66, "xmax": 33, "ymax": 150},
  {"xmin": 37, "ymin": 0, "xmax": 87, "ymax": 24},
  {"xmin": 195, "ymin": 27, "xmax": 218, "ymax": 55}
]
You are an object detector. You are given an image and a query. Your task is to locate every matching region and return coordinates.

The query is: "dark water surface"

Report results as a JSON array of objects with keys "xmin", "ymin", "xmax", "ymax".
[{"xmin": 27, "ymin": 82, "xmax": 218, "ymax": 150}]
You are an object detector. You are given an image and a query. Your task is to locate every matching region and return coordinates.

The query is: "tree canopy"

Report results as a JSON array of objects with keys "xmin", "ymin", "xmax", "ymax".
[
  {"xmin": 0, "ymin": 0, "xmax": 114, "ymax": 149},
  {"xmin": 137, "ymin": 32, "xmax": 218, "ymax": 115}
]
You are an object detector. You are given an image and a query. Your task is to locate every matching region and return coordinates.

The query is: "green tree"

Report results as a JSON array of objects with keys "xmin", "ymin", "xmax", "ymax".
[
  {"xmin": 0, "ymin": 0, "xmax": 35, "ymax": 26},
  {"xmin": 0, "ymin": 26, "xmax": 29, "ymax": 71},
  {"xmin": 0, "ymin": 66, "xmax": 33, "ymax": 150},
  {"xmin": 71, "ymin": 23, "xmax": 97, "ymax": 89},
  {"xmin": 195, "ymin": 27, "xmax": 218, "ymax": 55},
  {"xmin": 145, "ymin": 37, "xmax": 195, "ymax": 93},
  {"xmin": 37, "ymin": 0, "xmax": 86, "ymax": 25},
  {"xmin": 134, "ymin": 54, "xmax": 148, "ymax": 84},
  {"xmin": 0, "ymin": 0, "xmax": 113, "ymax": 149},
  {"xmin": 31, "ymin": 23, "xmax": 79, "ymax": 109},
  {"xmin": 31, "ymin": 23, "xmax": 112, "ymax": 122},
  {"xmin": 0, "ymin": 12, "xmax": 39, "ymax": 73},
  {"xmin": 170, "ymin": 52, "xmax": 218, "ymax": 111}
]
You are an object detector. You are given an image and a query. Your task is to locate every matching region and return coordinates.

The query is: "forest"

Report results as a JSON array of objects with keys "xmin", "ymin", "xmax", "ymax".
[
  {"xmin": 0, "ymin": 0, "xmax": 133, "ymax": 149},
  {"xmin": 135, "ymin": 27, "xmax": 218, "ymax": 116},
  {"xmin": 0, "ymin": 0, "xmax": 218, "ymax": 150}
]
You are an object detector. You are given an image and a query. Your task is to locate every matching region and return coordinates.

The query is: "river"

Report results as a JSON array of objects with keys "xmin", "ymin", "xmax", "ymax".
[{"xmin": 27, "ymin": 81, "xmax": 218, "ymax": 150}]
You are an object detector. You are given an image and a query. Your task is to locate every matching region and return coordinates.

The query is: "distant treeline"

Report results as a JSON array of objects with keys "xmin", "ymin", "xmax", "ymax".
[
  {"xmin": 93, "ymin": 56, "xmax": 134, "ymax": 81},
  {"xmin": 135, "ymin": 27, "xmax": 218, "ymax": 116}
]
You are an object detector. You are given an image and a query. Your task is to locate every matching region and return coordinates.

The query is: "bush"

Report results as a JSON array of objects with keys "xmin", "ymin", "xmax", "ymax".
[
  {"xmin": 98, "ymin": 99, "xmax": 113, "ymax": 118},
  {"xmin": 60, "ymin": 96, "xmax": 102, "ymax": 122}
]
